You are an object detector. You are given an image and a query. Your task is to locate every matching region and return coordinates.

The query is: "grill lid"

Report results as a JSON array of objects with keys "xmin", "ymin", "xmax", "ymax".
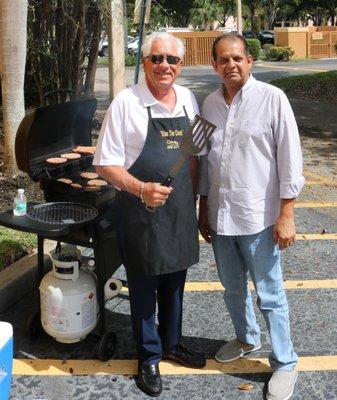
[
  {"xmin": 26, "ymin": 202, "xmax": 98, "ymax": 226},
  {"xmin": 15, "ymin": 98, "xmax": 97, "ymax": 181}
]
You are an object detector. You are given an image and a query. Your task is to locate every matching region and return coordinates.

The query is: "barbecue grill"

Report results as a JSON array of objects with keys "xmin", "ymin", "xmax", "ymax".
[
  {"xmin": 0, "ymin": 97, "xmax": 122, "ymax": 360},
  {"xmin": 15, "ymin": 98, "xmax": 115, "ymax": 208}
]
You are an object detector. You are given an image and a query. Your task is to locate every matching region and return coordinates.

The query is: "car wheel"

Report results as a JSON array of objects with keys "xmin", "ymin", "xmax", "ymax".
[{"xmin": 102, "ymin": 46, "xmax": 109, "ymax": 57}]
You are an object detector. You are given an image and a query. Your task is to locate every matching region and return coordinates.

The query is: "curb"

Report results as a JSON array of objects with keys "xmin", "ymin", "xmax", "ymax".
[{"xmin": 0, "ymin": 252, "xmax": 52, "ymax": 313}]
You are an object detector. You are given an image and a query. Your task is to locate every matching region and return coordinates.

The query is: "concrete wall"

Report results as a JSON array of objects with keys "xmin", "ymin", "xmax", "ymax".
[
  {"xmin": 275, "ymin": 26, "xmax": 337, "ymax": 59},
  {"xmin": 275, "ymin": 27, "xmax": 310, "ymax": 58}
]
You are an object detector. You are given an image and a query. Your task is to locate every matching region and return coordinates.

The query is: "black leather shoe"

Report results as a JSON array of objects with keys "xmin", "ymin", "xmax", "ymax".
[
  {"xmin": 136, "ymin": 362, "xmax": 162, "ymax": 397},
  {"xmin": 163, "ymin": 343, "xmax": 206, "ymax": 368}
]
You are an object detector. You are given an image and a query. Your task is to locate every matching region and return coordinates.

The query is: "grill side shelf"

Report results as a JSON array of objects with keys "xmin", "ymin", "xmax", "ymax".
[{"xmin": 0, "ymin": 203, "xmax": 70, "ymax": 237}]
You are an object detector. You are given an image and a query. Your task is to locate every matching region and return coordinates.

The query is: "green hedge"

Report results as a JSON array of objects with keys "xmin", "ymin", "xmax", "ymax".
[
  {"xmin": 265, "ymin": 46, "xmax": 295, "ymax": 61},
  {"xmin": 96, "ymin": 54, "xmax": 137, "ymax": 67},
  {"xmin": 125, "ymin": 54, "xmax": 136, "ymax": 66},
  {"xmin": 270, "ymin": 71, "xmax": 337, "ymax": 103},
  {"xmin": 246, "ymin": 39, "xmax": 261, "ymax": 60}
]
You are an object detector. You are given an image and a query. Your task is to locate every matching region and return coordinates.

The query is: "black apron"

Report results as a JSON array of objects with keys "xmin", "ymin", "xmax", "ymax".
[{"xmin": 117, "ymin": 106, "xmax": 199, "ymax": 276}]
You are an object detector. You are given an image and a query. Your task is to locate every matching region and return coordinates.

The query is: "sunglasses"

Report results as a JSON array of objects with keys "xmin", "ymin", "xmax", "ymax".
[{"xmin": 146, "ymin": 54, "xmax": 181, "ymax": 65}]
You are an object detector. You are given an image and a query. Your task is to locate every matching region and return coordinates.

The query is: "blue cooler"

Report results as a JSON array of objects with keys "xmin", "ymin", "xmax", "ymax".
[{"xmin": 0, "ymin": 322, "xmax": 13, "ymax": 400}]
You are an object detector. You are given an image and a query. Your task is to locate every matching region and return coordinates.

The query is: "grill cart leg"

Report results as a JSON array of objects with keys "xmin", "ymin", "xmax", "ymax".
[
  {"xmin": 26, "ymin": 312, "xmax": 43, "ymax": 340},
  {"xmin": 37, "ymin": 235, "xmax": 45, "ymax": 281},
  {"xmin": 92, "ymin": 235, "xmax": 118, "ymax": 360},
  {"xmin": 26, "ymin": 235, "xmax": 45, "ymax": 340},
  {"xmin": 93, "ymin": 239, "xmax": 106, "ymax": 335},
  {"xmin": 97, "ymin": 331, "xmax": 117, "ymax": 362}
]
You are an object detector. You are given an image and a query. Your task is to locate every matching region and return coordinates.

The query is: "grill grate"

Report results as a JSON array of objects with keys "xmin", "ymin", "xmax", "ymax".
[{"xmin": 27, "ymin": 202, "xmax": 98, "ymax": 225}]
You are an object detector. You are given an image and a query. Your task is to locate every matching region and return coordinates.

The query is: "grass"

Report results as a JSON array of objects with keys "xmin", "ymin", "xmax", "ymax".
[
  {"xmin": 97, "ymin": 54, "xmax": 136, "ymax": 66},
  {"xmin": 97, "ymin": 57, "xmax": 108, "ymax": 66},
  {"xmin": 0, "ymin": 227, "xmax": 37, "ymax": 271},
  {"xmin": 270, "ymin": 70, "xmax": 337, "ymax": 103}
]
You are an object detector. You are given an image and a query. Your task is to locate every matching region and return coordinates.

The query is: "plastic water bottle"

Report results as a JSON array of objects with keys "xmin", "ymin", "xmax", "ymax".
[{"xmin": 13, "ymin": 188, "xmax": 27, "ymax": 216}]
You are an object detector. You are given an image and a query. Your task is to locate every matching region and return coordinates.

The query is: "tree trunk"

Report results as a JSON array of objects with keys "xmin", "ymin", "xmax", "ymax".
[
  {"xmin": 0, "ymin": 0, "xmax": 28, "ymax": 177},
  {"xmin": 247, "ymin": 1, "xmax": 259, "ymax": 37},
  {"xmin": 84, "ymin": 4, "xmax": 101, "ymax": 97},
  {"xmin": 266, "ymin": 0, "xmax": 278, "ymax": 29},
  {"xmin": 72, "ymin": 0, "xmax": 86, "ymax": 97}
]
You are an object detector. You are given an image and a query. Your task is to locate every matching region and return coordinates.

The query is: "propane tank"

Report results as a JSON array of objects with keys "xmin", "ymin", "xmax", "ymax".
[{"xmin": 39, "ymin": 245, "xmax": 98, "ymax": 343}]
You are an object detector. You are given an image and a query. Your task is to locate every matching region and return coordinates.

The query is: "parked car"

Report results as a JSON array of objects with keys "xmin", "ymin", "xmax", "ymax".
[
  {"xmin": 230, "ymin": 30, "xmax": 256, "ymax": 40},
  {"xmin": 127, "ymin": 37, "xmax": 140, "ymax": 55},
  {"xmin": 98, "ymin": 35, "xmax": 134, "ymax": 57},
  {"xmin": 258, "ymin": 30, "xmax": 275, "ymax": 45}
]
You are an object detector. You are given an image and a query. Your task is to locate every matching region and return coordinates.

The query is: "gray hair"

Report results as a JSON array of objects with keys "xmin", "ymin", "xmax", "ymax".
[{"xmin": 141, "ymin": 31, "xmax": 185, "ymax": 59}]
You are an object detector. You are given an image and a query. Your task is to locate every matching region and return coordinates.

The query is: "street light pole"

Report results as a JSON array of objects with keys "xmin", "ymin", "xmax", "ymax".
[{"xmin": 236, "ymin": 0, "xmax": 242, "ymax": 35}]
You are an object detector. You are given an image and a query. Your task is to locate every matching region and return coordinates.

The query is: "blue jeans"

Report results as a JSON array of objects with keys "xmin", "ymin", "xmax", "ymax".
[{"xmin": 212, "ymin": 225, "xmax": 298, "ymax": 371}]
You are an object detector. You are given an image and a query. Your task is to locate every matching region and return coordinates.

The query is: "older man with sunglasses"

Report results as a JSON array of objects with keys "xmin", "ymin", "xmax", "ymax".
[{"xmin": 94, "ymin": 32, "xmax": 205, "ymax": 397}]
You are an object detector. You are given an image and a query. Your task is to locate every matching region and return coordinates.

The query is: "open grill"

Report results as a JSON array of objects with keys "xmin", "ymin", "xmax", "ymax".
[{"xmin": 15, "ymin": 98, "xmax": 116, "ymax": 209}]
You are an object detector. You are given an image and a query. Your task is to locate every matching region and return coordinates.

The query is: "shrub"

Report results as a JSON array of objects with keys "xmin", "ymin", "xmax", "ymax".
[
  {"xmin": 265, "ymin": 46, "xmax": 295, "ymax": 61},
  {"xmin": 262, "ymin": 43, "xmax": 273, "ymax": 53},
  {"xmin": 270, "ymin": 71, "xmax": 337, "ymax": 103},
  {"xmin": 125, "ymin": 54, "xmax": 136, "ymax": 66},
  {"xmin": 246, "ymin": 38, "xmax": 261, "ymax": 60}
]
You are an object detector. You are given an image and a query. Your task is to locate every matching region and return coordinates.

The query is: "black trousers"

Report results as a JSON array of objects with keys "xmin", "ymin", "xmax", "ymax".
[{"xmin": 126, "ymin": 268, "xmax": 187, "ymax": 365}]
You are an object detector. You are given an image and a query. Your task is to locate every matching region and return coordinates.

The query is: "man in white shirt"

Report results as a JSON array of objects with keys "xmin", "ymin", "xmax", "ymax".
[
  {"xmin": 94, "ymin": 32, "xmax": 205, "ymax": 397},
  {"xmin": 198, "ymin": 34, "xmax": 305, "ymax": 400}
]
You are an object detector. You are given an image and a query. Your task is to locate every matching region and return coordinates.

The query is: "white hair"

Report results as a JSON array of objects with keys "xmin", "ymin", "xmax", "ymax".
[{"xmin": 141, "ymin": 31, "xmax": 185, "ymax": 59}]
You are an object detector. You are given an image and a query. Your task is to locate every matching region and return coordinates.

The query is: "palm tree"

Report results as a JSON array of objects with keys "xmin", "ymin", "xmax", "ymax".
[
  {"xmin": 190, "ymin": 0, "xmax": 223, "ymax": 30},
  {"xmin": 0, "ymin": 0, "xmax": 28, "ymax": 177}
]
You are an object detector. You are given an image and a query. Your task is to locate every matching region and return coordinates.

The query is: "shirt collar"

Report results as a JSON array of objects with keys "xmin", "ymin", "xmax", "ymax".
[
  {"xmin": 233, "ymin": 74, "xmax": 256, "ymax": 101},
  {"xmin": 241, "ymin": 74, "xmax": 256, "ymax": 97},
  {"xmin": 219, "ymin": 74, "xmax": 256, "ymax": 105},
  {"xmin": 139, "ymin": 80, "xmax": 158, "ymax": 107},
  {"xmin": 138, "ymin": 79, "xmax": 186, "ymax": 114}
]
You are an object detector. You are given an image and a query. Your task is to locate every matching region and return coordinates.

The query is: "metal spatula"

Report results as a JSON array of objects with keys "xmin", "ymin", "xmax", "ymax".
[
  {"xmin": 146, "ymin": 114, "xmax": 216, "ymax": 212},
  {"xmin": 162, "ymin": 114, "xmax": 216, "ymax": 187}
]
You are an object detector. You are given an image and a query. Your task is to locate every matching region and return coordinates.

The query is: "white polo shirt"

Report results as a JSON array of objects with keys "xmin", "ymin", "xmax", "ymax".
[
  {"xmin": 93, "ymin": 80, "xmax": 199, "ymax": 169},
  {"xmin": 198, "ymin": 75, "xmax": 305, "ymax": 236}
]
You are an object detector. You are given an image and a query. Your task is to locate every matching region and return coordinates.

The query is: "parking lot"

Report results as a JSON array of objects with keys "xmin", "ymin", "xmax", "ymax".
[{"xmin": 2, "ymin": 60, "xmax": 337, "ymax": 399}]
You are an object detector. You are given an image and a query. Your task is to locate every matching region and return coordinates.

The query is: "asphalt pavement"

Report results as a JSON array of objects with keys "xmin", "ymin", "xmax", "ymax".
[
  {"xmin": 94, "ymin": 58, "xmax": 337, "ymax": 137},
  {"xmin": 1, "ymin": 59, "xmax": 337, "ymax": 400}
]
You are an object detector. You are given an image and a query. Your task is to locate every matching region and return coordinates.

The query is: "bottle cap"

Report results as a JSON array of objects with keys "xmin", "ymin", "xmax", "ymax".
[{"xmin": 18, "ymin": 188, "xmax": 24, "ymax": 194}]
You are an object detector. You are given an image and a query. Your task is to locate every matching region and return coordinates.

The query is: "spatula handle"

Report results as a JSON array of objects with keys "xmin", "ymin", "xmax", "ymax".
[
  {"xmin": 162, "ymin": 174, "xmax": 175, "ymax": 187},
  {"xmin": 145, "ymin": 174, "xmax": 175, "ymax": 212}
]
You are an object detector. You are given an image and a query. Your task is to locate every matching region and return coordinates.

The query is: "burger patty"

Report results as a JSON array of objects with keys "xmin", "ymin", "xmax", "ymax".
[
  {"xmin": 61, "ymin": 152, "xmax": 81, "ymax": 160},
  {"xmin": 87, "ymin": 179, "xmax": 108, "ymax": 187},
  {"xmin": 57, "ymin": 178, "xmax": 73, "ymax": 184},
  {"xmin": 80, "ymin": 171, "xmax": 99, "ymax": 180},
  {"xmin": 46, "ymin": 157, "xmax": 67, "ymax": 164}
]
